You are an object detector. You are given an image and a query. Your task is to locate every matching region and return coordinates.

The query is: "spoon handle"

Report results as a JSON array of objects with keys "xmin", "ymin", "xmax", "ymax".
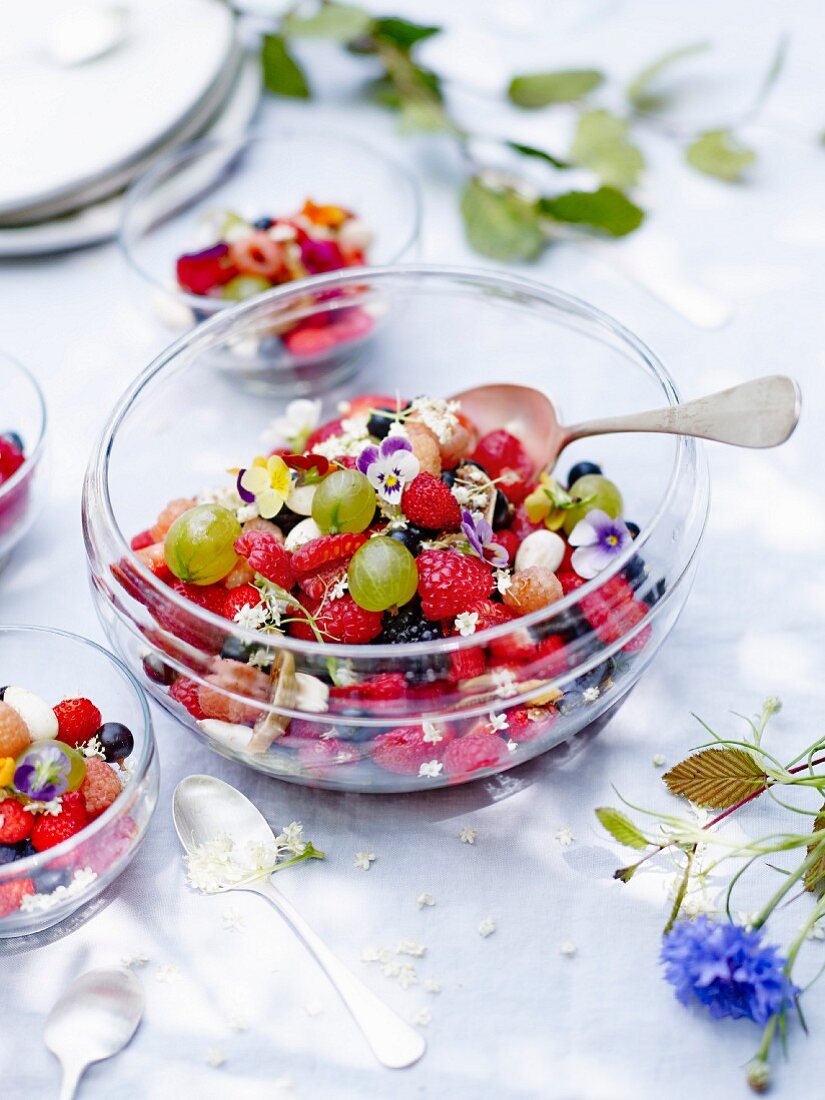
[
  {"xmin": 560, "ymin": 375, "xmax": 800, "ymax": 451},
  {"xmin": 253, "ymin": 880, "xmax": 426, "ymax": 1069},
  {"xmin": 58, "ymin": 1060, "xmax": 86, "ymax": 1100}
]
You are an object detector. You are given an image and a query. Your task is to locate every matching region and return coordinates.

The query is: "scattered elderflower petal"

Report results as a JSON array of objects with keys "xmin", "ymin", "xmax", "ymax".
[
  {"xmin": 417, "ymin": 892, "xmax": 436, "ymax": 908},
  {"xmin": 303, "ymin": 1001, "xmax": 324, "ymax": 1018},
  {"xmin": 412, "ymin": 1007, "xmax": 432, "ymax": 1026},
  {"xmin": 222, "ymin": 908, "xmax": 247, "ymax": 933},
  {"xmin": 560, "ymin": 940, "xmax": 578, "ymax": 957},
  {"xmin": 652, "ymin": 753, "xmax": 666, "ymax": 767},
  {"xmin": 205, "ymin": 1047, "xmax": 226, "ymax": 1068},
  {"xmin": 478, "ymin": 916, "xmax": 497, "ymax": 938},
  {"xmin": 354, "ymin": 851, "xmax": 376, "ymax": 871},
  {"xmin": 423, "ymin": 979, "xmax": 442, "ymax": 994},
  {"xmin": 582, "ymin": 685, "xmax": 600, "ymax": 703},
  {"xmin": 459, "ymin": 826, "xmax": 478, "ymax": 844},
  {"xmin": 555, "ymin": 827, "xmax": 575, "ymax": 847},
  {"xmin": 398, "ymin": 938, "xmax": 427, "ymax": 957},
  {"xmin": 419, "ymin": 760, "xmax": 443, "ymax": 779},
  {"xmin": 121, "ymin": 953, "xmax": 149, "ymax": 969},
  {"xmin": 397, "ymin": 963, "xmax": 418, "ymax": 990},
  {"xmin": 155, "ymin": 964, "xmax": 183, "ymax": 984}
]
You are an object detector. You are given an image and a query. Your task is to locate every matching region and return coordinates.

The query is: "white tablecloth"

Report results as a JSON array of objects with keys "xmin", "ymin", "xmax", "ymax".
[{"xmin": 2, "ymin": 2, "xmax": 825, "ymax": 1097}]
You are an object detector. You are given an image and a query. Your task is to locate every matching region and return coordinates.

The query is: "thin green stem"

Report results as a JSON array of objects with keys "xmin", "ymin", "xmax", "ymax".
[
  {"xmin": 663, "ymin": 846, "xmax": 696, "ymax": 934},
  {"xmin": 751, "ymin": 837, "xmax": 825, "ymax": 930}
]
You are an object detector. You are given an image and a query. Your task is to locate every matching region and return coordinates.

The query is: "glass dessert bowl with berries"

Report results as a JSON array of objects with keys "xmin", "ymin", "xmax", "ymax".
[
  {"xmin": 0, "ymin": 626, "xmax": 157, "ymax": 937},
  {"xmin": 84, "ymin": 266, "xmax": 709, "ymax": 793},
  {"xmin": 119, "ymin": 131, "xmax": 420, "ymax": 389},
  {"xmin": 0, "ymin": 353, "xmax": 48, "ymax": 573}
]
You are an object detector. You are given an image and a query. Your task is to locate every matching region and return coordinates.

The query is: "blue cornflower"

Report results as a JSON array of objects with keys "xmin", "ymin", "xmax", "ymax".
[{"xmin": 661, "ymin": 916, "xmax": 798, "ymax": 1024}]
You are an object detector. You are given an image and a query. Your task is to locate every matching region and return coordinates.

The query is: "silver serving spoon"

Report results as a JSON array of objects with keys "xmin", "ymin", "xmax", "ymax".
[
  {"xmin": 452, "ymin": 374, "xmax": 801, "ymax": 471},
  {"xmin": 44, "ymin": 968, "xmax": 144, "ymax": 1100},
  {"xmin": 173, "ymin": 775, "xmax": 426, "ymax": 1070}
]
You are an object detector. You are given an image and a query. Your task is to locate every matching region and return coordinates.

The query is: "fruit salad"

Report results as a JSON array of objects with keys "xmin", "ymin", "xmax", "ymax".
[
  {"xmin": 0, "ymin": 686, "xmax": 135, "ymax": 918},
  {"xmin": 119, "ymin": 393, "xmax": 659, "ymax": 784},
  {"xmin": 0, "ymin": 429, "xmax": 29, "ymax": 543}
]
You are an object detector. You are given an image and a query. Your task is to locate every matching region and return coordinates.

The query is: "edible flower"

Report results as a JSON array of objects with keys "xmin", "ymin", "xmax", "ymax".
[
  {"xmin": 357, "ymin": 436, "xmax": 419, "ymax": 504},
  {"xmin": 568, "ymin": 509, "xmax": 631, "ymax": 579},
  {"xmin": 236, "ymin": 455, "xmax": 292, "ymax": 519},
  {"xmin": 0, "ymin": 757, "xmax": 15, "ymax": 787},
  {"xmin": 14, "ymin": 744, "xmax": 71, "ymax": 802},
  {"xmin": 263, "ymin": 398, "xmax": 321, "ymax": 452},
  {"xmin": 461, "ymin": 509, "xmax": 509, "ymax": 568},
  {"xmin": 524, "ymin": 473, "xmax": 585, "ymax": 531}
]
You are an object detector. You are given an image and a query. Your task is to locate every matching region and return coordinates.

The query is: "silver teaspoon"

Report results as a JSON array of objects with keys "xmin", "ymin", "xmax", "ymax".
[
  {"xmin": 173, "ymin": 775, "xmax": 426, "ymax": 1070},
  {"xmin": 44, "ymin": 967, "xmax": 144, "ymax": 1100}
]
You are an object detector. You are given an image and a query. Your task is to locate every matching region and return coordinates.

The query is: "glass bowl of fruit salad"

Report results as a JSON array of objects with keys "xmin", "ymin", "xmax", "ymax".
[
  {"xmin": 0, "ymin": 353, "xmax": 48, "ymax": 573},
  {"xmin": 83, "ymin": 265, "xmax": 709, "ymax": 793},
  {"xmin": 0, "ymin": 625, "xmax": 158, "ymax": 937},
  {"xmin": 119, "ymin": 130, "xmax": 421, "ymax": 390}
]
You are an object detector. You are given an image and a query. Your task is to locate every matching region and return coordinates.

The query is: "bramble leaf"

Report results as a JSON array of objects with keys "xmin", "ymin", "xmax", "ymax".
[
  {"xmin": 508, "ymin": 69, "xmax": 603, "ymax": 109},
  {"xmin": 804, "ymin": 804, "xmax": 825, "ymax": 896},
  {"xmin": 538, "ymin": 186, "xmax": 644, "ymax": 237},
  {"xmin": 626, "ymin": 41, "xmax": 710, "ymax": 112},
  {"xmin": 460, "ymin": 176, "xmax": 545, "ymax": 262},
  {"xmin": 284, "ymin": 2, "xmax": 372, "ymax": 42},
  {"xmin": 261, "ymin": 34, "xmax": 310, "ymax": 99},
  {"xmin": 685, "ymin": 129, "xmax": 756, "ymax": 181},
  {"xmin": 570, "ymin": 110, "xmax": 644, "ymax": 188},
  {"xmin": 596, "ymin": 807, "xmax": 650, "ymax": 850},
  {"xmin": 663, "ymin": 748, "xmax": 766, "ymax": 808}
]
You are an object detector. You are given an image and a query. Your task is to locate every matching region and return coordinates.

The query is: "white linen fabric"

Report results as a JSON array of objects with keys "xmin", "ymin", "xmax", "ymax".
[{"xmin": 2, "ymin": 2, "xmax": 824, "ymax": 1096}]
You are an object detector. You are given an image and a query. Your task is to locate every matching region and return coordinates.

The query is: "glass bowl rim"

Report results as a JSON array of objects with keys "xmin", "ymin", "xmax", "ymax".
[
  {"xmin": 0, "ymin": 352, "xmax": 48, "ymax": 504},
  {"xmin": 117, "ymin": 125, "xmax": 424, "ymax": 312},
  {"xmin": 0, "ymin": 623, "xmax": 155, "ymax": 881},
  {"xmin": 87, "ymin": 262, "xmax": 710, "ymax": 660}
]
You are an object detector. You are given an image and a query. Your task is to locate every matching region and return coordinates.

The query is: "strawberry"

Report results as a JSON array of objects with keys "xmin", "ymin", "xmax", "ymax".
[
  {"xmin": 80, "ymin": 758, "xmax": 122, "ymax": 818},
  {"xmin": 291, "ymin": 533, "xmax": 368, "ymax": 578},
  {"xmin": 169, "ymin": 580, "xmax": 226, "ymax": 615},
  {"xmin": 169, "ymin": 677, "xmax": 207, "ymax": 719},
  {"xmin": 330, "ymin": 673, "xmax": 407, "ymax": 703},
  {"xmin": 401, "ymin": 473, "xmax": 461, "ymax": 531},
  {"xmin": 288, "ymin": 595, "xmax": 383, "ymax": 644},
  {"xmin": 442, "ymin": 733, "xmax": 508, "ymax": 776},
  {"xmin": 176, "ymin": 243, "xmax": 238, "ymax": 295},
  {"xmin": 416, "ymin": 550, "xmax": 494, "ymax": 621},
  {"xmin": 0, "ymin": 798, "xmax": 33, "ymax": 843},
  {"xmin": 371, "ymin": 724, "xmax": 456, "ymax": 775},
  {"xmin": 448, "ymin": 647, "xmax": 486, "ymax": 683},
  {"xmin": 130, "ymin": 529, "xmax": 154, "ymax": 551},
  {"xmin": 53, "ymin": 698, "xmax": 102, "ymax": 748},
  {"xmin": 0, "ymin": 879, "xmax": 35, "ymax": 918},
  {"xmin": 234, "ymin": 529, "xmax": 293, "ymax": 588},
  {"xmin": 31, "ymin": 791, "xmax": 89, "ymax": 851},
  {"xmin": 306, "ymin": 417, "xmax": 346, "ymax": 450},
  {"xmin": 222, "ymin": 583, "xmax": 262, "ymax": 621},
  {"xmin": 0, "ymin": 437, "xmax": 25, "ymax": 483}
]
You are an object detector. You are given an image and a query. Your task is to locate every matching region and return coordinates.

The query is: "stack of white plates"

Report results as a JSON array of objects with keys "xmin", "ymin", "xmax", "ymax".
[{"xmin": 0, "ymin": 0, "xmax": 261, "ymax": 255}]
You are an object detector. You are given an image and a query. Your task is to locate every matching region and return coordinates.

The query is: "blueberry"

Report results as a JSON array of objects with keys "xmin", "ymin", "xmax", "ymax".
[
  {"xmin": 387, "ymin": 524, "xmax": 427, "ymax": 556},
  {"xmin": 644, "ymin": 578, "xmax": 667, "ymax": 608},
  {"xmin": 253, "ymin": 216, "xmax": 274, "ymax": 230},
  {"xmin": 95, "ymin": 722, "xmax": 134, "ymax": 763},
  {"xmin": 440, "ymin": 469, "xmax": 456, "ymax": 489},
  {"xmin": 573, "ymin": 661, "xmax": 609, "ymax": 691},
  {"xmin": 626, "ymin": 521, "xmax": 640, "ymax": 540},
  {"xmin": 1, "ymin": 431, "xmax": 24, "ymax": 451},
  {"xmin": 366, "ymin": 406, "xmax": 397, "ymax": 440},
  {"xmin": 492, "ymin": 490, "xmax": 512, "ymax": 530},
  {"xmin": 258, "ymin": 335, "xmax": 282, "ymax": 359},
  {"xmin": 33, "ymin": 868, "xmax": 72, "ymax": 893},
  {"xmin": 567, "ymin": 461, "xmax": 602, "ymax": 486},
  {"xmin": 0, "ymin": 844, "xmax": 18, "ymax": 866},
  {"xmin": 142, "ymin": 654, "xmax": 175, "ymax": 686},
  {"xmin": 14, "ymin": 839, "xmax": 36, "ymax": 860},
  {"xmin": 623, "ymin": 554, "xmax": 647, "ymax": 587}
]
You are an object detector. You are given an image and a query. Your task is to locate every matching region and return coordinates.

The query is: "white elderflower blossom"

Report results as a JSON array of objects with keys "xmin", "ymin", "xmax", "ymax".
[
  {"xmin": 407, "ymin": 397, "xmax": 460, "ymax": 443},
  {"xmin": 205, "ymin": 1047, "xmax": 226, "ymax": 1068},
  {"xmin": 459, "ymin": 826, "xmax": 477, "ymax": 844},
  {"xmin": 416, "ymin": 892, "xmax": 436, "ymax": 908},
  {"xmin": 582, "ymin": 686, "xmax": 600, "ymax": 703},
  {"xmin": 354, "ymin": 851, "xmax": 376, "ymax": 871},
  {"xmin": 222, "ymin": 908, "xmax": 247, "ymax": 933},
  {"xmin": 422, "ymin": 721, "xmax": 443, "ymax": 744},
  {"xmin": 418, "ymin": 760, "xmax": 443, "ymax": 779},
  {"xmin": 423, "ymin": 979, "xmax": 442, "ymax": 994},
  {"xmin": 412, "ymin": 1007, "xmax": 432, "ymax": 1027},
  {"xmin": 555, "ymin": 827, "xmax": 575, "ymax": 847},
  {"xmin": 559, "ymin": 940, "xmax": 577, "ymax": 957},
  {"xmin": 495, "ymin": 568, "xmax": 512, "ymax": 595},
  {"xmin": 478, "ymin": 916, "xmax": 497, "ymax": 938},
  {"xmin": 155, "ymin": 964, "xmax": 183, "ymax": 984},
  {"xmin": 488, "ymin": 712, "xmax": 509, "ymax": 733},
  {"xmin": 234, "ymin": 602, "xmax": 270, "ymax": 630},
  {"xmin": 492, "ymin": 667, "xmax": 518, "ymax": 698},
  {"xmin": 397, "ymin": 939, "xmax": 426, "ymax": 958}
]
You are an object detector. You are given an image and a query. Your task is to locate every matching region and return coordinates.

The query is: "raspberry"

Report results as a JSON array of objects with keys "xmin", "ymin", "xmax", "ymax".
[
  {"xmin": 0, "ymin": 879, "xmax": 35, "ymax": 918},
  {"xmin": 580, "ymin": 576, "xmax": 636, "ymax": 642},
  {"xmin": 449, "ymin": 646, "xmax": 486, "ymax": 683},
  {"xmin": 404, "ymin": 421, "xmax": 441, "ymax": 477},
  {"xmin": 504, "ymin": 705, "xmax": 557, "ymax": 742},
  {"xmin": 416, "ymin": 550, "xmax": 494, "ymax": 620},
  {"xmin": 461, "ymin": 599, "xmax": 514, "ymax": 632},
  {"xmin": 31, "ymin": 791, "xmax": 89, "ymax": 851},
  {"xmin": 291, "ymin": 533, "xmax": 368, "ymax": 578},
  {"xmin": 330, "ymin": 673, "xmax": 407, "ymax": 702},
  {"xmin": 471, "ymin": 430, "xmax": 535, "ymax": 503},
  {"xmin": 170, "ymin": 580, "xmax": 226, "ymax": 615},
  {"xmin": 503, "ymin": 567, "xmax": 563, "ymax": 614},
  {"xmin": 443, "ymin": 733, "xmax": 508, "ymax": 776},
  {"xmin": 0, "ymin": 437, "xmax": 25, "ymax": 484},
  {"xmin": 401, "ymin": 472, "xmax": 460, "ymax": 531},
  {"xmin": 0, "ymin": 701, "xmax": 31, "ymax": 758},
  {"xmin": 557, "ymin": 570, "xmax": 585, "ymax": 596},
  {"xmin": 53, "ymin": 697, "xmax": 102, "ymax": 748},
  {"xmin": 492, "ymin": 529, "xmax": 519, "ymax": 564},
  {"xmin": 288, "ymin": 595, "xmax": 383, "ymax": 644},
  {"xmin": 0, "ymin": 798, "xmax": 34, "ymax": 843},
  {"xmin": 297, "ymin": 562, "xmax": 348, "ymax": 601},
  {"xmin": 222, "ymin": 583, "xmax": 262, "ymax": 621},
  {"xmin": 333, "ymin": 455, "xmax": 356, "ymax": 469},
  {"xmin": 234, "ymin": 530, "xmax": 293, "ymax": 588},
  {"xmin": 169, "ymin": 677, "xmax": 207, "ymax": 719},
  {"xmin": 371, "ymin": 724, "xmax": 456, "ymax": 775},
  {"xmin": 80, "ymin": 758, "xmax": 123, "ymax": 818},
  {"xmin": 306, "ymin": 417, "xmax": 346, "ymax": 450}
]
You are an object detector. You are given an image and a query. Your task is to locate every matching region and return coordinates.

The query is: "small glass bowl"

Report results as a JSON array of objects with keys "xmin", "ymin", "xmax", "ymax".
[
  {"xmin": 0, "ymin": 354, "xmax": 48, "ymax": 573},
  {"xmin": 119, "ymin": 130, "xmax": 421, "ymax": 391},
  {"xmin": 83, "ymin": 265, "xmax": 709, "ymax": 794},
  {"xmin": 0, "ymin": 626, "xmax": 158, "ymax": 938}
]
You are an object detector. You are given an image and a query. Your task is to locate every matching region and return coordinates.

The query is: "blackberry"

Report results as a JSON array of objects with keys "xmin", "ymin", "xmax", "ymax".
[{"xmin": 379, "ymin": 602, "xmax": 443, "ymax": 645}]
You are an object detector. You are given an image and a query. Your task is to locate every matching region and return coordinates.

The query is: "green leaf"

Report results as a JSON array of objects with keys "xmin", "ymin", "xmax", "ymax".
[
  {"xmin": 372, "ymin": 16, "xmax": 440, "ymax": 51},
  {"xmin": 508, "ymin": 69, "xmax": 603, "ymax": 109},
  {"xmin": 367, "ymin": 66, "xmax": 443, "ymax": 110},
  {"xmin": 626, "ymin": 41, "xmax": 710, "ymax": 111},
  {"xmin": 595, "ymin": 807, "xmax": 649, "ymax": 850},
  {"xmin": 507, "ymin": 141, "xmax": 570, "ymax": 170},
  {"xmin": 538, "ymin": 186, "xmax": 644, "ymax": 237},
  {"xmin": 804, "ymin": 804, "xmax": 825, "ymax": 896},
  {"xmin": 284, "ymin": 2, "xmax": 372, "ymax": 42},
  {"xmin": 459, "ymin": 176, "xmax": 545, "ymax": 262},
  {"xmin": 685, "ymin": 129, "xmax": 756, "ymax": 182},
  {"xmin": 398, "ymin": 99, "xmax": 451, "ymax": 133},
  {"xmin": 663, "ymin": 748, "xmax": 766, "ymax": 808},
  {"xmin": 570, "ymin": 109, "xmax": 645, "ymax": 188},
  {"xmin": 261, "ymin": 34, "xmax": 310, "ymax": 99}
]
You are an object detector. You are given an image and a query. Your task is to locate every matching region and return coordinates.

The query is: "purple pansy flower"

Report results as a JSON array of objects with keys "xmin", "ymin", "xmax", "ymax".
[
  {"xmin": 568, "ymin": 509, "xmax": 631, "ymax": 579},
  {"xmin": 461, "ymin": 509, "xmax": 509, "ymax": 569},
  {"xmin": 661, "ymin": 916, "xmax": 798, "ymax": 1025},
  {"xmin": 357, "ymin": 435, "xmax": 419, "ymax": 504},
  {"xmin": 14, "ymin": 743, "xmax": 71, "ymax": 802}
]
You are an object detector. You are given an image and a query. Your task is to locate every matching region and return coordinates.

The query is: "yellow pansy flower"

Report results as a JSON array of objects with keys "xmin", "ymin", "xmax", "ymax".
[
  {"xmin": 0, "ymin": 757, "xmax": 16, "ymax": 787},
  {"xmin": 238, "ymin": 455, "xmax": 292, "ymax": 519}
]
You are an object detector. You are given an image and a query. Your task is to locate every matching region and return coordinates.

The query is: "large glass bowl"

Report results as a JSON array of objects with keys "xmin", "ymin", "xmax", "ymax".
[
  {"xmin": 0, "ymin": 353, "xmax": 48, "ymax": 573},
  {"xmin": 83, "ymin": 266, "xmax": 709, "ymax": 793},
  {"xmin": 0, "ymin": 626, "xmax": 158, "ymax": 937}
]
